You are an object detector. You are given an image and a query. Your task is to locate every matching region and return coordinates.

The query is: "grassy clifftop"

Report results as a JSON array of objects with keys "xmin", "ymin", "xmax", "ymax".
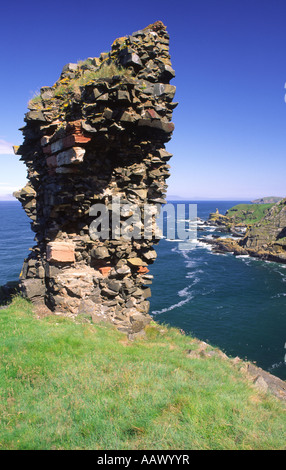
[
  {"xmin": 205, "ymin": 200, "xmax": 286, "ymax": 263},
  {"xmin": 225, "ymin": 203, "xmax": 275, "ymax": 225},
  {"xmin": 0, "ymin": 297, "xmax": 285, "ymax": 450},
  {"xmin": 208, "ymin": 203, "xmax": 275, "ymax": 228}
]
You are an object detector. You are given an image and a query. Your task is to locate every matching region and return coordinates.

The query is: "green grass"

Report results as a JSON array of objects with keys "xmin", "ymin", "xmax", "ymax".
[
  {"xmin": 28, "ymin": 91, "xmax": 42, "ymax": 108},
  {"xmin": 54, "ymin": 62, "xmax": 129, "ymax": 99},
  {"xmin": 0, "ymin": 297, "xmax": 285, "ymax": 450},
  {"xmin": 226, "ymin": 203, "xmax": 274, "ymax": 225},
  {"xmin": 28, "ymin": 61, "xmax": 130, "ymax": 106}
]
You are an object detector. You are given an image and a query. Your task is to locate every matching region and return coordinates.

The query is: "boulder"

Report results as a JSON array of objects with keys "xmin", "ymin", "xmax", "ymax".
[
  {"xmin": 127, "ymin": 257, "xmax": 148, "ymax": 267},
  {"xmin": 20, "ymin": 278, "xmax": 45, "ymax": 302},
  {"xmin": 91, "ymin": 246, "xmax": 110, "ymax": 259}
]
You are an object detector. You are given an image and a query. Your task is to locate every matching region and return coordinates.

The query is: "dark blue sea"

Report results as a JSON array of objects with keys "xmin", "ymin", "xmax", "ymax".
[
  {"xmin": 0, "ymin": 201, "xmax": 34, "ymax": 285},
  {"xmin": 0, "ymin": 200, "xmax": 286, "ymax": 380}
]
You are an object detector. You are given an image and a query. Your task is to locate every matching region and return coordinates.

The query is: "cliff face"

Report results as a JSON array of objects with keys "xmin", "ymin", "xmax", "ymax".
[
  {"xmin": 204, "ymin": 199, "xmax": 286, "ymax": 263},
  {"xmin": 14, "ymin": 21, "xmax": 177, "ymax": 333},
  {"xmin": 241, "ymin": 198, "xmax": 286, "ymax": 261},
  {"xmin": 206, "ymin": 203, "xmax": 277, "ymax": 235}
]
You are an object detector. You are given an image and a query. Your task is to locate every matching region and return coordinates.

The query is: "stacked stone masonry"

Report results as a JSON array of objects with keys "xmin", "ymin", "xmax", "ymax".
[{"xmin": 14, "ymin": 21, "xmax": 177, "ymax": 334}]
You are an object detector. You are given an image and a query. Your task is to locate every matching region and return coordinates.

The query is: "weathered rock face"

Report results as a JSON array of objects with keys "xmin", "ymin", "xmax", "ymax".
[
  {"xmin": 203, "ymin": 199, "xmax": 286, "ymax": 263},
  {"xmin": 241, "ymin": 198, "xmax": 286, "ymax": 262},
  {"xmin": 14, "ymin": 21, "xmax": 177, "ymax": 333}
]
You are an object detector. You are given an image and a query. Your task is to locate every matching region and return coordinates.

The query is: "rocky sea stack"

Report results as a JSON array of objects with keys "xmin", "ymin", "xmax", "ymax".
[{"xmin": 13, "ymin": 21, "xmax": 177, "ymax": 334}]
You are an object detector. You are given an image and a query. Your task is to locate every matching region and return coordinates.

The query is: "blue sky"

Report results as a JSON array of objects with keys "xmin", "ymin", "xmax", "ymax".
[{"xmin": 0, "ymin": 0, "xmax": 286, "ymax": 200}]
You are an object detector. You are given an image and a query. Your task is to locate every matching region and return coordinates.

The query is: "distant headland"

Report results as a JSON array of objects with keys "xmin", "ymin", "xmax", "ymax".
[
  {"xmin": 251, "ymin": 196, "xmax": 283, "ymax": 204},
  {"xmin": 200, "ymin": 198, "xmax": 286, "ymax": 264}
]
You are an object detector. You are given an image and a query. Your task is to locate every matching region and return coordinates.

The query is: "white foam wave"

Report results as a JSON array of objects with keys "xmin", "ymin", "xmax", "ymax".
[
  {"xmin": 170, "ymin": 245, "xmax": 195, "ymax": 256},
  {"xmin": 152, "ymin": 278, "xmax": 198, "ymax": 315},
  {"xmin": 185, "ymin": 260, "xmax": 199, "ymax": 268},
  {"xmin": 211, "ymin": 252, "xmax": 228, "ymax": 256},
  {"xmin": 219, "ymin": 235, "xmax": 237, "ymax": 239},
  {"xmin": 178, "ymin": 286, "xmax": 190, "ymax": 297},
  {"xmin": 272, "ymin": 270, "xmax": 286, "ymax": 282},
  {"xmin": 152, "ymin": 294, "xmax": 193, "ymax": 315},
  {"xmin": 186, "ymin": 269, "xmax": 203, "ymax": 279},
  {"xmin": 269, "ymin": 361, "xmax": 285, "ymax": 371},
  {"xmin": 178, "ymin": 279, "xmax": 199, "ymax": 297},
  {"xmin": 195, "ymin": 241, "xmax": 213, "ymax": 250}
]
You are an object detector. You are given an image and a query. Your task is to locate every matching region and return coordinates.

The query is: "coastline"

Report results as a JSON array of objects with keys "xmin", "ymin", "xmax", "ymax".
[
  {"xmin": 197, "ymin": 200, "xmax": 286, "ymax": 264},
  {"xmin": 198, "ymin": 235, "xmax": 286, "ymax": 264}
]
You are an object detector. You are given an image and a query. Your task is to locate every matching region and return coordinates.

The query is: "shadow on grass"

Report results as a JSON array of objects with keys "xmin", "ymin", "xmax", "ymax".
[{"xmin": 0, "ymin": 280, "xmax": 20, "ymax": 307}]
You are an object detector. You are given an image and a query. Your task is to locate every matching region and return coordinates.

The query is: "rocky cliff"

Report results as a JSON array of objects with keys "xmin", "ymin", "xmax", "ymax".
[
  {"xmin": 241, "ymin": 198, "xmax": 286, "ymax": 261},
  {"xmin": 205, "ymin": 203, "xmax": 276, "ymax": 236},
  {"xmin": 203, "ymin": 199, "xmax": 286, "ymax": 263},
  {"xmin": 13, "ymin": 21, "xmax": 177, "ymax": 334}
]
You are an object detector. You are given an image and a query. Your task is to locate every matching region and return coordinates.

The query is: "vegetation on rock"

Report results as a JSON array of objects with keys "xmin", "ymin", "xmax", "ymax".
[
  {"xmin": 206, "ymin": 199, "xmax": 286, "ymax": 263},
  {"xmin": 226, "ymin": 203, "xmax": 275, "ymax": 226},
  {"xmin": 208, "ymin": 203, "xmax": 275, "ymax": 229}
]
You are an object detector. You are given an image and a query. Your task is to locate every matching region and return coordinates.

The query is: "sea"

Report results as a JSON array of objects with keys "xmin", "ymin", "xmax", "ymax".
[{"xmin": 0, "ymin": 200, "xmax": 286, "ymax": 380}]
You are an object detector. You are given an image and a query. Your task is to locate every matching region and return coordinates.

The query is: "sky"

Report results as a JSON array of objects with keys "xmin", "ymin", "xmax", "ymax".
[{"xmin": 0, "ymin": 0, "xmax": 286, "ymax": 200}]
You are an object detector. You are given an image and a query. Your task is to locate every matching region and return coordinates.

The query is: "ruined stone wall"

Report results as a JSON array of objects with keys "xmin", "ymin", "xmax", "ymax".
[{"xmin": 14, "ymin": 21, "xmax": 177, "ymax": 334}]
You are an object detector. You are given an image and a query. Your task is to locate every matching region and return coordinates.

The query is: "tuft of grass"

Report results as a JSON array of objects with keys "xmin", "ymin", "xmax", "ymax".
[
  {"xmin": 54, "ymin": 62, "xmax": 129, "ymax": 99},
  {"xmin": 0, "ymin": 296, "xmax": 285, "ymax": 450},
  {"xmin": 28, "ymin": 91, "xmax": 42, "ymax": 109}
]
